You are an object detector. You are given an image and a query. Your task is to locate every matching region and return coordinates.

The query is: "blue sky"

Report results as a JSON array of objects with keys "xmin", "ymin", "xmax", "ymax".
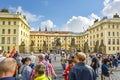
[{"xmin": 0, "ymin": 0, "xmax": 120, "ymax": 32}]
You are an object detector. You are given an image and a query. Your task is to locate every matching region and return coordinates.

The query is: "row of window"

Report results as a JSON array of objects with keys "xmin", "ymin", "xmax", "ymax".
[
  {"xmin": 90, "ymin": 31, "xmax": 120, "ymax": 39},
  {"xmin": 108, "ymin": 24, "xmax": 119, "ymax": 29},
  {"xmin": 1, "ymin": 21, "xmax": 16, "ymax": 25},
  {"xmin": 21, "ymin": 31, "xmax": 29, "ymax": 37},
  {"xmin": 90, "ymin": 33, "xmax": 103, "ymax": 39},
  {"xmin": 108, "ymin": 39, "xmax": 119, "ymax": 45},
  {"xmin": 108, "ymin": 32, "xmax": 119, "ymax": 36},
  {"xmin": 1, "ymin": 37, "xmax": 16, "ymax": 44},
  {"xmin": 90, "ymin": 26, "xmax": 103, "ymax": 33},
  {"xmin": 1, "ymin": 46, "xmax": 10, "ymax": 51},
  {"xmin": 2, "ymin": 29, "xmax": 16, "ymax": 34},
  {"xmin": 108, "ymin": 46, "xmax": 120, "ymax": 51},
  {"xmin": 1, "ymin": 21, "xmax": 29, "ymax": 31},
  {"xmin": 90, "ymin": 24, "xmax": 120, "ymax": 33}
]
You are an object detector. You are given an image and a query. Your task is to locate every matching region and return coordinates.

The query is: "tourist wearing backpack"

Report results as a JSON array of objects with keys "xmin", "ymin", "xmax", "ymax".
[{"xmin": 17, "ymin": 57, "xmax": 32, "ymax": 80}]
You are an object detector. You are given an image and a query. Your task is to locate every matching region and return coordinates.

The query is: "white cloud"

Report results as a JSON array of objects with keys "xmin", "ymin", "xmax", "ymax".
[
  {"xmin": 30, "ymin": 27, "xmax": 37, "ymax": 31},
  {"xmin": 9, "ymin": 6, "xmax": 43, "ymax": 22},
  {"xmin": 102, "ymin": 0, "xmax": 120, "ymax": 17},
  {"xmin": 62, "ymin": 13, "xmax": 100, "ymax": 33},
  {"xmin": 40, "ymin": 20, "xmax": 57, "ymax": 31}
]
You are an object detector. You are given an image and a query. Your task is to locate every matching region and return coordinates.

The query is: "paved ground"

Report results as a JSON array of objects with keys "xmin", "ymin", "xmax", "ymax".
[
  {"xmin": 52, "ymin": 54, "xmax": 120, "ymax": 80},
  {"xmin": 23, "ymin": 53, "xmax": 120, "ymax": 80}
]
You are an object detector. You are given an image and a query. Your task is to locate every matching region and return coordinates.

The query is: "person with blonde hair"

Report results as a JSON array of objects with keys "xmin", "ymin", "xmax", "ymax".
[
  {"xmin": 34, "ymin": 64, "xmax": 52, "ymax": 80},
  {"xmin": 68, "ymin": 52, "xmax": 96, "ymax": 80},
  {"xmin": 0, "ymin": 58, "xmax": 17, "ymax": 80}
]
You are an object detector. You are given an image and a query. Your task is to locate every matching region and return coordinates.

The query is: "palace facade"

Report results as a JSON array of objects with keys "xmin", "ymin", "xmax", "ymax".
[
  {"xmin": 0, "ymin": 9, "xmax": 120, "ymax": 54},
  {"xmin": 0, "ymin": 9, "xmax": 30, "ymax": 53}
]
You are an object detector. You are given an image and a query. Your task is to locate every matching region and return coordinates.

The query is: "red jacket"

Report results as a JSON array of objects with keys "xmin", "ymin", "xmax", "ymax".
[{"xmin": 63, "ymin": 64, "xmax": 71, "ymax": 80}]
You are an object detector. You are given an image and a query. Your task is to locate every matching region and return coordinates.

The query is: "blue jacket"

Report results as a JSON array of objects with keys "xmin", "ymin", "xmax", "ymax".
[
  {"xmin": 0, "ymin": 77, "xmax": 16, "ymax": 80},
  {"xmin": 102, "ymin": 64, "xmax": 109, "ymax": 77},
  {"xmin": 68, "ymin": 62, "xmax": 96, "ymax": 80}
]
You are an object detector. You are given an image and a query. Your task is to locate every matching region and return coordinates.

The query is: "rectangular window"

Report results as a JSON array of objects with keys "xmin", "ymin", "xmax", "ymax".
[
  {"xmin": 97, "ymin": 34, "xmax": 99, "ymax": 38},
  {"xmin": 108, "ymin": 39, "xmax": 111, "ymax": 45},
  {"xmin": 8, "ymin": 21, "xmax": 11, "ymax": 25},
  {"xmin": 14, "ymin": 21, "xmax": 16, "ymax": 25},
  {"xmin": 101, "ymin": 33, "xmax": 103, "ymax": 37},
  {"xmin": 117, "ymin": 32, "xmax": 119, "ymax": 36},
  {"xmin": 117, "ymin": 47, "xmax": 119, "ymax": 50},
  {"xmin": 113, "ymin": 47, "xmax": 115, "ymax": 50},
  {"xmin": 8, "ymin": 29, "xmax": 10, "ymax": 34},
  {"xmin": 109, "ymin": 47, "xmax": 111, "ymax": 50},
  {"xmin": 117, "ymin": 39, "xmax": 119, "ymax": 45},
  {"xmin": 7, "ymin": 37, "xmax": 10, "ymax": 44},
  {"xmin": 2, "ymin": 29, "xmax": 5, "ymax": 34},
  {"xmin": 113, "ymin": 39, "xmax": 115, "ymax": 45},
  {"xmin": 1, "ymin": 37, "xmax": 5, "ymax": 44},
  {"xmin": 117, "ymin": 25, "xmax": 119, "ymax": 28},
  {"xmin": 113, "ymin": 32, "xmax": 115, "ymax": 36},
  {"xmin": 13, "ymin": 29, "xmax": 16, "ymax": 34},
  {"xmin": 3, "ymin": 21, "xmax": 5, "ymax": 25},
  {"xmin": 108, "ymin": 32, "xmax": 110, "ymax": 36},
  {"xmin": 7, "ymin": 46, "xmax": 10, "ymax": 51},
  {"xmin": 112, "ymin": 24, "xmax": 114, "ymax": 28},
  {"xmin": 13, "ymin": 37, "xmax": 16, "ymax": 44},
  {"xmin": 108, "ymin": 25, "xmax": 110, "ymax": 28}
]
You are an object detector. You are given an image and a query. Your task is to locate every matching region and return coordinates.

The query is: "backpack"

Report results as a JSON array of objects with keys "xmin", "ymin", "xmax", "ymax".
[{"xmin": 16, "ymin": 66, "xmax": 26, "ymax": 80}]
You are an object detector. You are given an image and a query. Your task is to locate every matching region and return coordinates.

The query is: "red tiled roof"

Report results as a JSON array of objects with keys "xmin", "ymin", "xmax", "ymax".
[{"xmin": 30, "ymin": 31, "xmax": 70, "ymax": 34}]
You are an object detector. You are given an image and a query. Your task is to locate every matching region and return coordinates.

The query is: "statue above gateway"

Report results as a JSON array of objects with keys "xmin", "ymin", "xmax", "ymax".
[
  {"xmin": 71, "ymin": 38, "xmax": 75, "ymax": 46},
  {"xmin": 55, "ymin": 38, "xmax": 61, "ymax": 46}
]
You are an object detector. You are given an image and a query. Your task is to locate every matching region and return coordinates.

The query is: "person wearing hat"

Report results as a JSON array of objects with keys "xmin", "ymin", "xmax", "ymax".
[{"xmin": 102, "ymin": 59, "xmax": 112, "ymax": 80}]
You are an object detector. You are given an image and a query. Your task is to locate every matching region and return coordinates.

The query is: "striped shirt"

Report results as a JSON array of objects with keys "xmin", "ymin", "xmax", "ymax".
[{"xmin": 39, "ymin": 60, "xmax": 54, "ymax": 77}]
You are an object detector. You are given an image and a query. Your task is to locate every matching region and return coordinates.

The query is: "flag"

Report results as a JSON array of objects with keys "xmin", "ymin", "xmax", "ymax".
[{"xmin": 9, "ymin": 48, "xmax": 15, "ymax": 58}]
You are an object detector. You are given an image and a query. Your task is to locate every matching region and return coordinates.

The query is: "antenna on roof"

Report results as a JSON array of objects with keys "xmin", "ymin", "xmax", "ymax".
[{"xmin": 45, "ymin": 26, "xmax": 47, "ymax": 31}]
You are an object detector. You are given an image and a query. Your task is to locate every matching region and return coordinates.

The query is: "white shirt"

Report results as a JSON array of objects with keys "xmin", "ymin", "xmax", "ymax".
[{"xmin": 29, "ymin": 55, "xmax": 36, "ymax": 64}]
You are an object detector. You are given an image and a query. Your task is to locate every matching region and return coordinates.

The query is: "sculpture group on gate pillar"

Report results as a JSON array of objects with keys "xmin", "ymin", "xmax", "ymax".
[
  {"xmin": 55, "ymin": 38, "xmax": 61, "ymax": 49},
  {"xmin": 56, "ymin": 38, "xmax": 61, "ymax": 46},
  {"xmin": 69, "ymin": 38, "xmax": 76, "ymax": 53},
  {"xmin": 71, "ymin": 38, "xmax": 75, "ymax": 46},
  {"xmin": 19, "ymin": 41, "xmax": 25, "ymax": 53},
  {"xmin": 43, "ymin": 40, "xmax": 48, "ymax": 51},
  {"xmin": 94, "ymin": 40, "xmax": 99, "ymax": 53},
  {"xmin": 83, "ymin": 41, "xmax": 89, "ymax": 53},
  {"xmin": 30, "ymin": 40, "xmax": 35, "ymax": 52},
  {"xmin": 99, "ymin": 40, "xmax": 106, "ymax": 54}
]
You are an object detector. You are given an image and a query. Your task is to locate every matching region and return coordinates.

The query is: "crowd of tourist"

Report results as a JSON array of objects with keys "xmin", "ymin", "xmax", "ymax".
[{"xmin": 0, "ymin": 47, "xmax": 119, "ymax": 80}]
